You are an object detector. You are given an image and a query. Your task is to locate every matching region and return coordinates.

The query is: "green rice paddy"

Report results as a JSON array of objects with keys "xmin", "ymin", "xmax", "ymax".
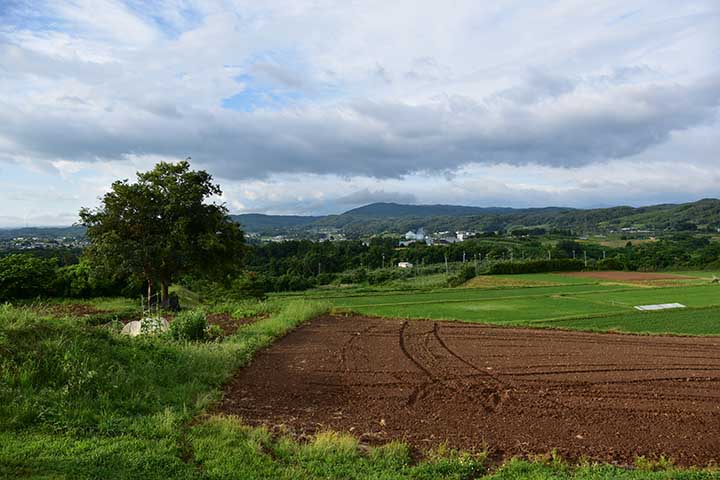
[{"xmin": 333, "ymin": 273, "xmax": 720, "ymax": 335}]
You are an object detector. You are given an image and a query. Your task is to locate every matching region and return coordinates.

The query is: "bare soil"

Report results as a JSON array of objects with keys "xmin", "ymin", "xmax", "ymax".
[
  {"xmin": 217, "ymin": 315, "xmax": 720, "ymax": 466},
  {"xmin": 206, "ymin": 312, "xmax": 260, "ymax": 335},
  {"xmin": 562, "ymin": 271, "xmax": 695, "ymax": 281},
  {"xmin": 38, "ymin": 303, "xmax": 113, "ymax": 317}
]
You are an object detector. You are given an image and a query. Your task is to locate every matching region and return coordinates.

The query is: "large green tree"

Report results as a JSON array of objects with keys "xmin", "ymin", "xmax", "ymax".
[{"xmin": 80, "ymin": 161, "xmax": 244, "ymax": 303}]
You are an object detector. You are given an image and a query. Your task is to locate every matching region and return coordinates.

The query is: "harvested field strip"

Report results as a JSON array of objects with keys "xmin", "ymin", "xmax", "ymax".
[
  {"xmin": 562, "ymin": 271, "xmax": 695, "ymax": 281},
  {"xmin": 218, "ymin": 315, "xmax": 720, "ymax": 467}
]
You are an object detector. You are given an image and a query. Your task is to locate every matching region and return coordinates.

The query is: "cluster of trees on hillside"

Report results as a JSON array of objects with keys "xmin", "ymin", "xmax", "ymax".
[{"xmin": 0, "ymin": 255, "xmax": 135, "ymax": 301}]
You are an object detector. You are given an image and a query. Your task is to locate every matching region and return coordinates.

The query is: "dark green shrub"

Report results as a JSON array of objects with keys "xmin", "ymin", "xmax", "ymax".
[
  {"xmin": 448, "ymin": 264, "xmax": 476, "ymax": 287},
  {"xmin": 274, "ymin": 274, "xmax": 315, "ymax": 292},
  {"xmin": 168, "ymin": 309, "xmax": 208, "ymax": 341},
  {"xmin": 0, "ymin": 254, "xmax": 58, "ymax": 300},
  {"xmin": 205, "ymin": 324, "xmax": 224, "ymax": 342},
  {"xmin": 350, "ymin": 268, "xmax": 368, "ymax": 283},
  {"xmin": 55, "ymin": 260, "xmax": 131, "ymax": 298},
  {"xmin": 596, "ymin": 257, "xmax": 625, "ymax": 271},
  {"xmin": 233, "ymin": 272, "xmax": 268, "ymax": 299},
  {"xmin": 485, "ymin": 259, "xmax": 585, "ymax": 275},
  {"xmin": 315, "ymin": 272, "xmax": 336, "ymax": 285}
]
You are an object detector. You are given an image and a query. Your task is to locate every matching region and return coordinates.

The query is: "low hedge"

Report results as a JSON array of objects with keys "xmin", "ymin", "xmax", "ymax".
[{"xmin": 484, "ymin": 259, "xmax": 585, "ymax": 275}]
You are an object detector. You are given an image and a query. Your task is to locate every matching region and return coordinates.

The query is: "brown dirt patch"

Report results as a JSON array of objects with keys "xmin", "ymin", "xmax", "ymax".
[
  {"xmin": 36, "ymin": 304, "xmax": 112, "ymax": 317},
  {"xmin": 207, "ymin": 313, "xmax": 260, "ymax": 336},
  {"xmin": 217, "ymin": 315, "xmax": 720, "ymax": 466},
  {"xmin": 563, "ymin": 271, "xmax": 695, "ymax": 282}
]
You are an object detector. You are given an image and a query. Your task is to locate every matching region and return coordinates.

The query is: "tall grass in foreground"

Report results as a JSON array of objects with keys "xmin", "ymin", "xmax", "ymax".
[
  {"xmin": 0, "ymin": 299, "xmax": 328, "ymax": 438},
  {"xmin": 187, "ymin": 416, "xmax": 717, "ymax": 480}
]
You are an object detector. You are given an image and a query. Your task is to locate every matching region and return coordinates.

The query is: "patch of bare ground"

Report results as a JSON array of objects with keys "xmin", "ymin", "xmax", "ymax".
[
  {"xmin": 217, "ymin": 315, "xmax": 720, "ymax": 467},
  {"xmin": 206, "ymin": 313, "xmax": 262, "ymax": 336},
  {"xmin": 35, "ymin": 303, "xmax": 112, "ymax": 317},
  {"xmin": 562, "ymin": 271, "xmax": 695, "ymax": 281}
]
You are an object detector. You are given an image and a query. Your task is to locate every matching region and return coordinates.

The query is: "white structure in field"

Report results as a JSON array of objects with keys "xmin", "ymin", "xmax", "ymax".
[
  {"xmin": 398, "ymin": 262, "xmax": 414, "ymax": 269},
  {"xmin": 404, "ymin": 227, "xmax": 426, "ymax": 241},
  {"xmin": 634, "ymin": 303, "xmax": 686, "ymax": 312}
]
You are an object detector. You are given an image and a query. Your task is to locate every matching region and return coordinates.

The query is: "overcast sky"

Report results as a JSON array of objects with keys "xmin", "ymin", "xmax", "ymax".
[{"xmin": 1, "ymin": 0, "xmax": 719, "ymax": 226}]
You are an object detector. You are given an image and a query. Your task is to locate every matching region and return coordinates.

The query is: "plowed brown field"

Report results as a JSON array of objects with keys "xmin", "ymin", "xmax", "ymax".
[
  {"xmin": 563, "ymin": 271, "xmax": 695, "ymax": 281},
  {"xmin": 218, "ymin": 315, "xmax": 720, "ymax": 466}
]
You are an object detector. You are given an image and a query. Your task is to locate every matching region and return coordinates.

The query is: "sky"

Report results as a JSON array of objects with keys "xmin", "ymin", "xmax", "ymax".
[{"xmin": 0, "ymin": 0, "xmax": 719, "ymax": 227}]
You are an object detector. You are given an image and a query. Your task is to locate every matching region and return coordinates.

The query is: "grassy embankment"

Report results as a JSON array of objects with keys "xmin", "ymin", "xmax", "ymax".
[{"xmin": 0, "ymin": 300, "xmax": 329, "ymax": 478}]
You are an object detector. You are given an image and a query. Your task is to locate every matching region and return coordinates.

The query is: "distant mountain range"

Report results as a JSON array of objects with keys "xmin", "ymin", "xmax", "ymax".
[
  {"xmin": 232, "ymin": 198, "xmax": 720, "ymax": 237},
  {"xmin": 2, "ymin": 199, "xmax": 719, "ymax": 240}
]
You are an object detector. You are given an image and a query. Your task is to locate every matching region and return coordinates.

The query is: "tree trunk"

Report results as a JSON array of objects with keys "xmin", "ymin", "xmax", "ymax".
[
  {"xmin": 147, "ymin": 279, "xmax": 152, "ymax": 309},
  {"xmin": 161, "ymin": 281, "xmax": 169, "ymax": 304}
]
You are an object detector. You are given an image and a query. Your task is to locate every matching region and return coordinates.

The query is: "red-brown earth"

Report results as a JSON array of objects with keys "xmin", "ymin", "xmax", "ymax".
[
  {"xmin": 562, "ymin": 271, "xmax": 695, "ymax": 281},
  {"xmin": 218, "ymin": 315, "xmax": 720, "ymax": 466}
]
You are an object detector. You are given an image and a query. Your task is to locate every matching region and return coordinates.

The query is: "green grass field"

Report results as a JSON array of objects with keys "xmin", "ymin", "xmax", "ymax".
[
  {"xmin": 536, "ymin": 306, "xmax": 720, "ymax": 335},
  {"xmin": 333, "ymin": 273, "xmax": 720, "ymax": 335}
]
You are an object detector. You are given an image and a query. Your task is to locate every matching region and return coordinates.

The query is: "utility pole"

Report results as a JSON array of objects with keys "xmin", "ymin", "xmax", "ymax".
[
  {"xmin": 572, "ymin": 250, "xmax": 576, "ymax": 260},
  {"xmin": 603, "ymin": 250, "xmax": 606, "ymax": 260},
  {"xmin": 445, "ymin": 253, "xmax": 449, "ymax": 276},
  {"xmin": 463, "ymin": 251, "xmax": 466, "ymax": 263},
  {"xmin": 584, "ymin": 251, "xmax": 588, "ymax": 267}
]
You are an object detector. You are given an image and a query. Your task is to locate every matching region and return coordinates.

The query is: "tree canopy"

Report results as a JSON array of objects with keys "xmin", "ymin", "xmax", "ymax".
[{"xmin": 80, "ymin": 161, "xmax": 244, "ymax": 302}]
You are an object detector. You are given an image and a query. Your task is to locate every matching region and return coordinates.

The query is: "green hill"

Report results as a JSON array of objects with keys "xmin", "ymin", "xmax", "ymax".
[
  {"xmin": 234, "ymin": 199, "xmax": 720, "ymax": 236},
  {"xmin": 5, "ymin": 199, "xmax": 719, "ymax": 239}
]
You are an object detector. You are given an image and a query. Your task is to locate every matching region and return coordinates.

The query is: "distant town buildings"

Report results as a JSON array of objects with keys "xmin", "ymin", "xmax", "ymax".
[
  {"xmin": 0, "ymin": 236, "xmax": 88, "ymax": 250},
  {"xmin": 399, "ymin": 228, "xmax": 477, "ymax": 247},
  {"xmin": 404, "ymin": 228, "xmax": 426, "ymax": 241}
]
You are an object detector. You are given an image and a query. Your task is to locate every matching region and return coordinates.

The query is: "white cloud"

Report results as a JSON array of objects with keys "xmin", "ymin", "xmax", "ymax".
[{"xmin": 0, "ymin": 0, "xmax": 718, "ymax": 220}]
